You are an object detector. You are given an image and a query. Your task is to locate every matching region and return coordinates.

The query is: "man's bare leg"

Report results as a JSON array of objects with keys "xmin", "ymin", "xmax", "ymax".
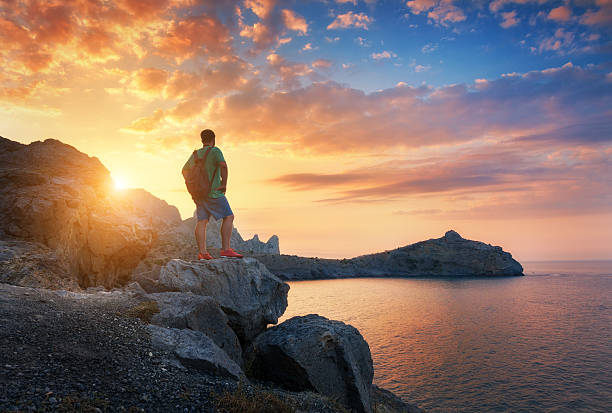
[
  {"xmin": 221, "ymin": 215, "xmax": 234, "ymax": 251},
  {"xmin": 195, "ymin": 219, "xmax": 208, "ymax": 254}
]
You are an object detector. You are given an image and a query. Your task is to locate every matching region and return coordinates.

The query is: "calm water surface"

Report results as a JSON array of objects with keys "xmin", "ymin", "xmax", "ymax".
[{"xmin": 279, "ymin": 261, "xmax": 612, "ymax": 413}]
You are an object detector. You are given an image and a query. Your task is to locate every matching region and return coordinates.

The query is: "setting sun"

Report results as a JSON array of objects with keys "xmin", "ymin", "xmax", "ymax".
[{"xmin": 113, "ymin": 176, "xmax": 128, "ymax": 191}]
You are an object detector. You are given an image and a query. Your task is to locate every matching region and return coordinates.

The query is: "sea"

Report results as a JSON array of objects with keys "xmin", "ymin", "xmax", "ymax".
[{"xmin": 278, "ymin": 261, "xmax": 612, "ymax": 413}]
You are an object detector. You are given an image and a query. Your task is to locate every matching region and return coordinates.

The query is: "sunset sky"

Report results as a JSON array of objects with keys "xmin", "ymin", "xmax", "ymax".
[{"xmin": 1, "ymin": 0, "xmax": 611, "ymax": 261}]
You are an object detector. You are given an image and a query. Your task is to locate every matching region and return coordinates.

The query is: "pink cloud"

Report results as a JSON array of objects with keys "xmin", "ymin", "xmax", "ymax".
[
  {"xmin": 580, "ymin": 0, "xmax": 612, "ymax": 26},
  {"xmin": 282, "ymin": 9, "xmax": 308, "ymax": 34},
  {"xmin": 312, "ymin": 59, "xmax": 333, "ymax": 69},
  {"xmin": 371, "ymin": 50, "xmax": 397, "ymax": 60},
  {"xmin": 198, "ymin": 63, "xmax": 610, "ymax": 156},
  {"xmin": 327, "ymin": 11, "xmax": 373, "ymax": 30},
  {"xmin": 548, "ymin": 5, "xmax": 572, "ymax": 22},
  {"xmin": 406, "ymin": 0, "xmax": 466, "ymax": 26},
  {"xmin": 270, "ymin": 141, "xmax": 612, "ymax": 218},
  {"xmin": 500, "ymin": 10, "xmax": 519, "ymax": 28}
]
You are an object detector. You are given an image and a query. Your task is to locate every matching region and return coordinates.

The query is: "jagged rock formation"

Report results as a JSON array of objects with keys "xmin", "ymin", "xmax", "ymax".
[
  {"xmin": 255, "ymin": 230, "xmax": 524, "ymax": 280},
  {"xmin": 247, "ymin": 314, "xmax": 375, "ymax": 413},
  {"xmin": 123, "ymin": 188, "xmax": 182, "ymax": 230},
  {"xmin": 0, "ymin": 137, "xmax": 156, "ymax": 288},
  {"xmin": 138, "ymin": 258, "xmax": 290, "ymax": 344},
  {"xmin": 133, "ymin": 216, "xmax": 279, "ymax": 276}
]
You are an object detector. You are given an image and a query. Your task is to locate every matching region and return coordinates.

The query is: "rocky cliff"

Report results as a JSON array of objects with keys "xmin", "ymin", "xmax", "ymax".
[
  {"xmin": 0, "ymin": 136, "xmax": 279, "ymax": 289},
  {"xmin": 254, "ymin": 230, "xmax": 524, "ymax": 280},
  {"xmin": 0, "ymin": 137, "xmax": 158, "ymax": 288}
]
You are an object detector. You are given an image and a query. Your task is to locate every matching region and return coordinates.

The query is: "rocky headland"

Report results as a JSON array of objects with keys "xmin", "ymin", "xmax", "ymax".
[
  {"xmin": 1, "ymin": 136, "xmax": 424, "ymax": 413},
  {"xmin": 253, "ymin": 230, "xmax": 524, "ymax": 280}
]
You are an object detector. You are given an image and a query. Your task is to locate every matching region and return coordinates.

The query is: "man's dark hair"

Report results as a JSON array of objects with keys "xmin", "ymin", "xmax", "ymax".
[{"xmin": 200, "ymin": 129, "xmax": 215, "ymax": 144}]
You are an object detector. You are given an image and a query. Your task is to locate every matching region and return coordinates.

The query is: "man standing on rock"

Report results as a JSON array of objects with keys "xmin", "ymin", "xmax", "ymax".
[{"xmin": 182, "ymin": 129, "xmax": 243, "ymax": 260}]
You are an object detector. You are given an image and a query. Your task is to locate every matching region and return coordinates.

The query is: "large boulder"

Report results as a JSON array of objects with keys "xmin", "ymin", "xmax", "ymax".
[
  {"xmin": 148, "ymin": 292, "xmax": 242, "ymax": 365},
  {"xmin": 154, "ymin": 258, "xmax": 289, "ymax": 343},
  {"xmin": 247, "ymin": 314, "xmax": 374, "ymax": 413},
  {"xmin": 148, "ymin": 325, "xmax": 243, "ymax": 379},
  {"xmin": 0, "ymin": 137, "xmax": 159, "ymax": 289}
]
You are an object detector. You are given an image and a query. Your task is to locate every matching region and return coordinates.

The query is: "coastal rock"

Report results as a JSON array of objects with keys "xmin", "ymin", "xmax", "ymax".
[
  {"xmin": 123, "ymin": 188, "xmax": 182, "ymax": 230},
  {"xmin": 133, "ymin": 217, "xmax": 280, "ymax": 276},
  {"xmin": 148, "ymin": 292, "xmax": 242, "ymax": 365},
  {"xmin": 0, "ymin": 239, "xmax": 78, "ymax": 290},
  {"xmin": 255, "ymin": 230, "xmax": 524, "ymax": 280},
  {"xmin": 0, "ymin": 137, "xmax": 158, "ymax": 289},
  {"xmin": 148, "ymin": 325, "xmax": 243, "ymax": 379},
  {"xmin": 247, "ymin": 314, "xmax": 374, "ymax": 413},
  {"xmin": 155, "ymin": 258, "xmax": 289, "ymax": 343}
]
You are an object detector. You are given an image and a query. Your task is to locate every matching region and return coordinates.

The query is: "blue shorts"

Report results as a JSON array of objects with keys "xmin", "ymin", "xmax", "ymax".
[{"xmin": 195, "ymin": 196, "xmax": 234, "ymax": 221}]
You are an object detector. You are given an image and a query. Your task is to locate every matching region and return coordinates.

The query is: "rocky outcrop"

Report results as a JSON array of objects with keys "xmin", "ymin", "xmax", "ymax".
[
  {"xmin": 247, "ymin": 314, "xmax": 374, "ymax": 413},
  {"xmin": 140, "ymin": 258, "xmax": 290, "ymax": 344},
  {"xmin": 148, "ymin": 292, "xmax": 242, "ymax": 365},
  {"xmin": 0, "ymin": 239, "xmax": 78, "ymax": 290},
  {"xmin": 148, "ymin": 325, "xmax": 244, "ymax": 379},
  {"xmin": 0, "ymin": 137, "xmax": 157, "ymax": 289},
  {"xmin": 123, "ymin": 188, "xmax": 182, "ymax": 230},
  {"xmin": 132, "ymin": 216, "xmax": 280, "ymax": 277},
  {"xmin": 255, "ymin": 230, "xmax": 524, "ymax": 280}
]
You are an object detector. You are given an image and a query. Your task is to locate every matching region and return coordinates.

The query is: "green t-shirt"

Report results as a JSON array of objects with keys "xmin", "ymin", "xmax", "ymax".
[{"xmin": 182, "ymin": 145, "xmax": 226, "ymax": 199}]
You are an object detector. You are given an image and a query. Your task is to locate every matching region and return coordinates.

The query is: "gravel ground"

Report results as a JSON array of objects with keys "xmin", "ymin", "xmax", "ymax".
[
  {"xmin": 0, "ymin": 283, "xmax": 421, "ymax": 413},
  {"xmin": 1, "ymin": 283, "xmax": 232, "ymax": 412}
]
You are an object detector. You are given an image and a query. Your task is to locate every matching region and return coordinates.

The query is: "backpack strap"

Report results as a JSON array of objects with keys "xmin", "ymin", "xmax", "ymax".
[{"xmin": 199, "ymin": 146, "xmax": 216, "ymax": 184}]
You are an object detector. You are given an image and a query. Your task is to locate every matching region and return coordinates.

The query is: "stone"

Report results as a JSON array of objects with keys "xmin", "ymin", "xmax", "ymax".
[
  {"xmin": 123, "ymin": 188, "xmax": 182, "ymax": 230},
  {"xmin": 0, "ymin": 239, "xmax": 78, "ymax": 290},
  {"xmin": 156, "ymin": 258, "xmax": 289, "ymax": 343},
  {"xmin": 0, "ymin": 137, "xmax": 163, "ymax": 289},
  {"xmin": 256, "ymin": 229, "xmax": 524, "ymax": 280},
  {"xmin": 132, "ymin": 217, "xmax": 280, "ymax": 277},
  {"xmin": 247, "ymin": 314, "xmax": 374, "ymax": 413},
  {"xmin": 148, "ymin": 292, "xmax": 242, "ymax": 365},
  {"xmin": 148, "ymin": 325, "xmax": 243, "ymax": 379}
]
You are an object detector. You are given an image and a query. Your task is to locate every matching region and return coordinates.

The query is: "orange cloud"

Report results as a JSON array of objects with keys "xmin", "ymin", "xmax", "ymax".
[
  {"xmin": 282, "ymin": 9, "xmax": 308, "ymax": 34},
  {"xmin": 245, "ymin": 0, "xmax": 276, "ymax": 19},
  {"xmin": 132, "ymin": 68, "xmax": 169, "ymax": 94},
  {"xmin": 156, "ymin": 14, "xmax": 233, "ymax": 61},
  {"xmin": 327, "ymin": 11, "xmax": 373, "ymax": 30},
  {"xmin": 79, "ymin": 26, "xmax": 116, "ymax": 56},
  {"xmin": 125, "ymin": 109, "xmax": 165, "ymax": 132}
]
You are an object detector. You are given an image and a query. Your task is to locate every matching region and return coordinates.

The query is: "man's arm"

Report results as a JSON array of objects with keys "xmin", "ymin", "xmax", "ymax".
[{"xmin": 218, "ymin": 161, "xmax": 228, "ymax": 193}]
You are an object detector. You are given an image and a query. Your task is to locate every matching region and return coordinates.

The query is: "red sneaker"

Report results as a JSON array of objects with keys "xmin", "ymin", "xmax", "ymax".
[
  {"xmin": 220, "ymin": 248, "xmax": 243, "ymax": 258},
  {"xmin": 198, "ymin": 252, "xmax": 214, "ymax": 260}
]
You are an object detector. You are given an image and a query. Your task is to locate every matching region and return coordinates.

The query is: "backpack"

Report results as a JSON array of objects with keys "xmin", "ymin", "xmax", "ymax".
[{"xmin": 183, "ymin": 147, "xmax": 216, "ymax": 202}]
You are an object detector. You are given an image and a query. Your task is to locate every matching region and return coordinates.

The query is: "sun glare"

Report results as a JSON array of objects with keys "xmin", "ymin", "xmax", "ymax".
[{"xmin": 113, "ymin": 176, "xmax": 128, "ymax": 190}]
